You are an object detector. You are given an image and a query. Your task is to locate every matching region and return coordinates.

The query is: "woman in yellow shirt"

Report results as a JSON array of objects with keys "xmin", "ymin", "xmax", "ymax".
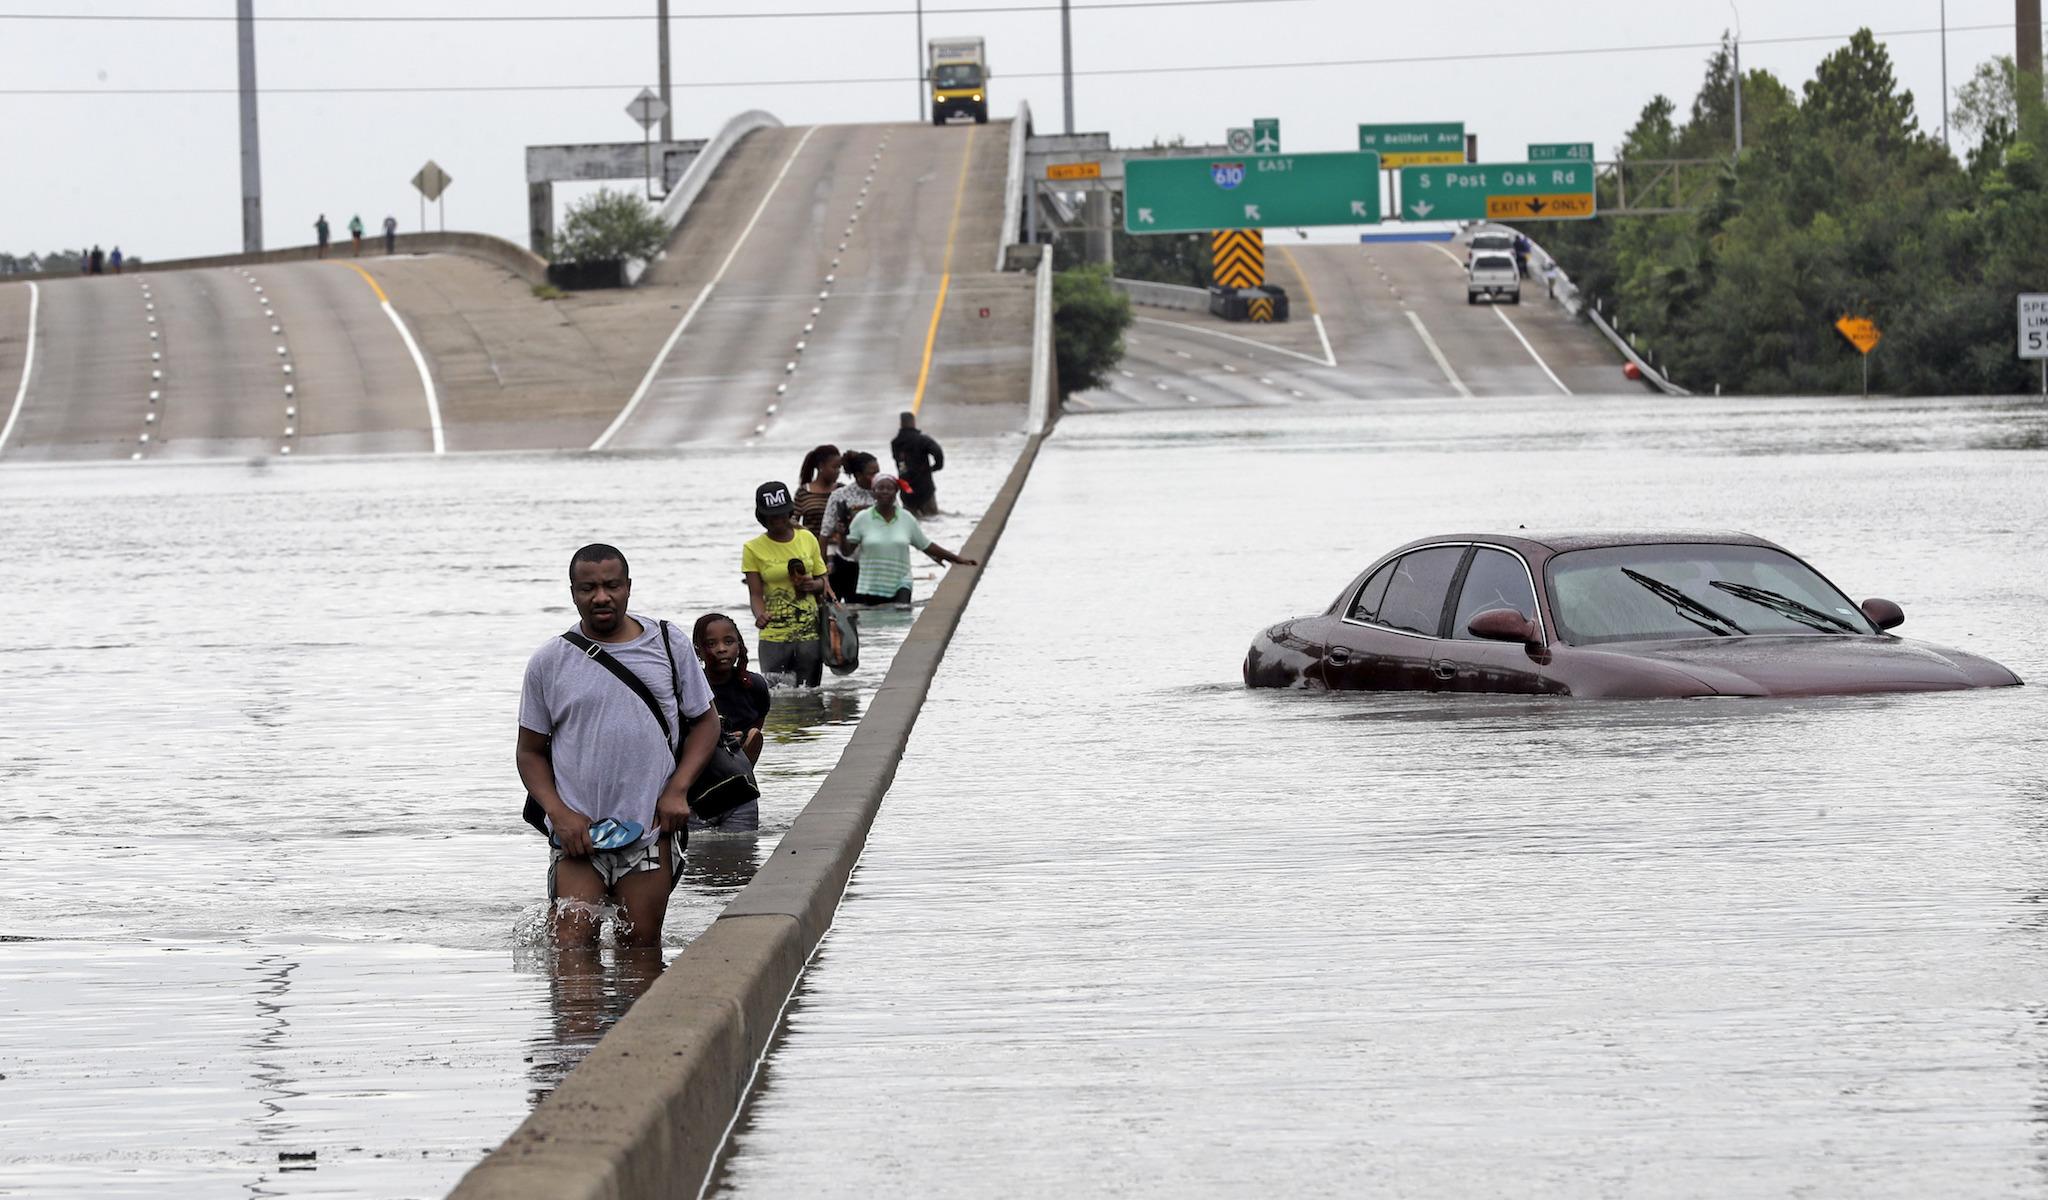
[{"xmin": 741, "ymin": 480, "xmax": 833, "ymax": 686}]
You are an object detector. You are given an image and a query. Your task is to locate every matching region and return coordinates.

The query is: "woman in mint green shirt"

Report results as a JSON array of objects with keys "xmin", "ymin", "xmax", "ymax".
[{"xmin": 842, "ymin": 474, "xmax": 976, "ymax": 605}]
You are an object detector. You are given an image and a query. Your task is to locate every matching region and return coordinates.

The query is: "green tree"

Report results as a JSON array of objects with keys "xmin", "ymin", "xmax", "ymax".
[
  {"xmin": 1052, "ymin": 263, "xmax": 1132, "ymax": 398},
  {"xmin": 552, "ymin": 188, "xmax": 667, "ymax": 264}
]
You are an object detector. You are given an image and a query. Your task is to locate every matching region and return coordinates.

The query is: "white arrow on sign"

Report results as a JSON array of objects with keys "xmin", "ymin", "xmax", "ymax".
[
  {"xmin": 1244, "ymin": 204, "xmax": 1261, "ymax": 221},
  {"xmin": 1350, "ymin": 201, "xmax": 1370, "ymax": 217},
  {"xmin": 1137, "ymin": 208, "xmax": 1156, "ymax": 225},
  {"xmin": 1409, "ymin": 201, "xmax": 1435, "ymax": 219}
]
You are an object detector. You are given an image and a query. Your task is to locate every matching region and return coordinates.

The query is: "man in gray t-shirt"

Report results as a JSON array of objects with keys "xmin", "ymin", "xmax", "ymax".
[{"xmin": 516, "ymin": 544, "xmax": 718, "ymax": 949}]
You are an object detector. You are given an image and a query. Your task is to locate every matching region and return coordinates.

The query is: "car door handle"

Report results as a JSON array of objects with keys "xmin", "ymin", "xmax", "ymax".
[
  {"xmin": 1327, "ymin": 647, "xmax": 1351, "ymax": 665},
  {"xmin": 1432, "ymin": 662, "xmax": 1456, "ymax": 680}
]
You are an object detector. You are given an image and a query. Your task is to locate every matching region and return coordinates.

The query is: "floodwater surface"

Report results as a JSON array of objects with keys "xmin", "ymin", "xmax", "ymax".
[
  {"xmin": 711, "ymin": 393, "xmax": 2048, "ymax": 1198},
  {"xmin": 0, "ymin": 441, "xmax": 1012, "ymax": 1198}
]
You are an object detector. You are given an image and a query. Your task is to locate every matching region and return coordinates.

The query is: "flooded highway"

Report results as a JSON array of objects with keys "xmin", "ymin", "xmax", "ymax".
[
  {"xmin": 0, "ymin": 441, "xmax": 1012, "ymax": 1198},
  {"xmin": 712, "ymin": 393, "xmax": 2048, "ymax": 1197}
]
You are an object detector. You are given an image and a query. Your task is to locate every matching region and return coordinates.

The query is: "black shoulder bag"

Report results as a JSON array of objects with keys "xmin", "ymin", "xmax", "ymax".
[{"xmin": 520, "ymin": 621, "xmax": 760, "ymax": 835}]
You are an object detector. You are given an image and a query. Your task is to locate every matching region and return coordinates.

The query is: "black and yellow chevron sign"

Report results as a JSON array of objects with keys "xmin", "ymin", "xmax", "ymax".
[
  {"xmin": 1248, "ymin": 295, "xmax": 1275, "ymax": 323},
  {"xmin": 1211, "ymin": 229, "xmax": 1264, "ymax": 289}
]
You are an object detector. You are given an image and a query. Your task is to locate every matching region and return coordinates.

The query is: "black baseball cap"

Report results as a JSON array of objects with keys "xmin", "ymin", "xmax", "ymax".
[{"xmin": 755, "ymin": 480, "xmax": 794, "ymax": 518}]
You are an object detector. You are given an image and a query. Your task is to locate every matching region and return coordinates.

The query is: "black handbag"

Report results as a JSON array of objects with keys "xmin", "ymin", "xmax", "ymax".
[{"xmin": 520, "ymin": 621, "xmax": 760, "ymax": 834}]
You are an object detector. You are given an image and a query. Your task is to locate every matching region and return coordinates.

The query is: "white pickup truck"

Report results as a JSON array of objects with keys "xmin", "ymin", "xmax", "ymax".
[{"xmin": 1467, "ymin": 253, "xmax": 1521, "ymax": 305}]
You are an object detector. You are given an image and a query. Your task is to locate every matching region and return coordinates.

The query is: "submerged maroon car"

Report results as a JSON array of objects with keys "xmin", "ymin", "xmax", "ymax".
[{"xmin": 1244, "ymin": 532, "xmax": 2022, "ymax": 698}]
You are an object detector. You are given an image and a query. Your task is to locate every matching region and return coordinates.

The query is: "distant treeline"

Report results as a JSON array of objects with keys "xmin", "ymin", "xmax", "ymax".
[{"xmin": 1533, "ymin": 30, "xmax": 2048, "ymax": 396}]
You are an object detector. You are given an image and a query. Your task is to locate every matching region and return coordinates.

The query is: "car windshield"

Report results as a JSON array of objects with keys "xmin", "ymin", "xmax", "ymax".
[
  {"xmin": 1472, "ymin": 255, "xmax": 1515, "ymax": 272},
  {"xmin": 1546, "ymin": 543, "xmax": 1878, "ymax": 645},
  {"xmin": 934, "ymin": 64, "xmax": 983, "ymax": 88},
  {"xmin": 1470, "ymin": 235, "xmax": 1512, "ymax": 251}
]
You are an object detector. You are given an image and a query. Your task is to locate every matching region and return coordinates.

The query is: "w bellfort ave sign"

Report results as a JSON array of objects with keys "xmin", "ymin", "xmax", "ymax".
[{"xmin": 1124, "ymin": 151, "xmax": 1381, "ymax": 234}]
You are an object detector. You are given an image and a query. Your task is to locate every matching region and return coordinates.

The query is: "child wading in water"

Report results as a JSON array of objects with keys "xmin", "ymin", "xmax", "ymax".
[{"xmin": 690, "ymin": 613, "xmax": 771, "ymax": 832}]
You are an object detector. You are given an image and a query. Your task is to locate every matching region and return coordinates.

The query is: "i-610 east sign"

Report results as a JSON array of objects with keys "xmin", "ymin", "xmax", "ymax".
[
  {"xmin": 1124, "ymin": 151, "xmax": 1381, "ymax": 234},
  {"xmin": 1398, "ymin": 162, "xmax": 1596, "ymax": 221}
]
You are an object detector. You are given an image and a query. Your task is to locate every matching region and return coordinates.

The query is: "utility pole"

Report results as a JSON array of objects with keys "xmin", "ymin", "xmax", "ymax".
[
  {"xmin": 915, "ymin": 0, "xmax": 925, "ymax": 121},
  {"xmin": 2022, "ymin": 0, "xmax": 2044, "ymax": 82},
  {"xmin": 236, "ymin": 0, "xmax": 262, "ymax": 252},
  {"xmin": 1732, "ymin": 37, "xmax": 1743, "ymax": 157},
  {"xmin": 1941, "ymin": 0, "xmax": 1950, "ymax": 150},
  {"xmin": 1061, "ymin": 0, "xmax": 1075, "ymax": 134},
  {"xmin": 657, "ymin": 0, "xmax": 673, "ymax": 144}
]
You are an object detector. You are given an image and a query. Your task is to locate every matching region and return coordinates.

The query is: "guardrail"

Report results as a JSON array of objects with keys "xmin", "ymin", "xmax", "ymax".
[
  {"xmin": 1027, "ymin": 254, "xmax": 1054, "ymax": 434},
  {"xmin": 1111, "ymin": 277, "xmax": 1208, "ymax": 313},
  {"xmin": 4, "ymin": 232, "xmax": 550, "ymax": 287},
  {"xmin": 997, "ymin": 100, "xmax": 1032, "ymax": 272},
  {"xmin": 1512, "ymin": 227, "xmax": 1692, "ymax": 398},
  {"xmin": 629, "ymin": 109, "xmax": 784, "ymax": 285}
]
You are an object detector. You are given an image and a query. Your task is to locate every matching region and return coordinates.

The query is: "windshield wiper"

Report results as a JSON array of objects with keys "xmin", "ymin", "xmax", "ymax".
[
  {"xmin": 1621, "ymin": 568, "xmax": 1747, "ymax": 637},
  {"xmin": 1709, "ymin": 580, "xmax": 1860, "ymax": 633}
]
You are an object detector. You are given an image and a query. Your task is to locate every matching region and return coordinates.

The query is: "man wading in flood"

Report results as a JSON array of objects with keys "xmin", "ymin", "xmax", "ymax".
[{"xmin": 517, "ymin": 544, "xmax": 719, "ymax": 949}]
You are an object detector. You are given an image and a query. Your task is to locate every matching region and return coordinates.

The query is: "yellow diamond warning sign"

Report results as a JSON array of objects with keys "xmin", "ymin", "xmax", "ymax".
[
  {"xmin": 1485, "ymin": 193, "xmax": 1595, "ymax": 220},
  {"xmin": 1835, "ymin": 315, "xmax": 1882, "ymax": 355}
]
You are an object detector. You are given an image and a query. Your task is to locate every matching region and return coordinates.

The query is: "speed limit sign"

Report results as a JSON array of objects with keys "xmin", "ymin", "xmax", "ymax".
[{"xmin": 2021, "ymin": 294, "xmax": 2048, "ymax": 360}]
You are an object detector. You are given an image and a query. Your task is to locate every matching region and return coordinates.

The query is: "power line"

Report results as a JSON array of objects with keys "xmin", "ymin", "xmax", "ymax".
[
  {"xmin": 0, "ymin": 0, "xmax": 1300, "ymax": 21},
  {"xmin": 0, "ymin": 22, "xmax": 2008, "ymax": 96}
]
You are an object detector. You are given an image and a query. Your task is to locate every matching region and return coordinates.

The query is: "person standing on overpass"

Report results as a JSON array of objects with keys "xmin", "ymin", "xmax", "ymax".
[
  {"xmin": 382, "ymin": 215, "xmax": 398, "ymax": 256},
  {"xmin": 314, "ymin": 214, "xmax": 330, "ymax": 259},
  {"xmin": 890, "ymin": 411, "xmax": 945, "ymax": 518},
  {"xmin": 109, "ymin": 246, "xmax": 123, "ymax": 275},
  {"xmin": 348, "ymin": 214, "xmax": 365, "ymax": 257}
]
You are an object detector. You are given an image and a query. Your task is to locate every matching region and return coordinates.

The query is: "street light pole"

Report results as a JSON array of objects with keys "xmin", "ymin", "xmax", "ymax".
[
  {"xmin": 236, "ymin": 0, "xmax": 262, "ymax": 252},
  {"xmin": 1061, "ymin": 0, "xmax": 1075, "ymax": 134},
  {"xmin": 915, "ymin": 0, "xmax": 925, "ymax": 122},
  {"xmin": 657, "ymin": 0, "xmax": 673, "ymax": 144},
  {"xmin": 1941, "ymin": 0, "xmax": 1950, "ymax": 151}
]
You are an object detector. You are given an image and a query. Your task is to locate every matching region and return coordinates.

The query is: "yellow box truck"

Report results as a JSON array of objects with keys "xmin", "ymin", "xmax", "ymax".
[{"xmin": 928, "ymin": 37, "xmax": 988, "ymax": 125}]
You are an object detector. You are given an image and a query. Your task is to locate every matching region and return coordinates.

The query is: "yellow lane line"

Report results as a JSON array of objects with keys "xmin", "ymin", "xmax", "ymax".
[
  {"xmin": 339, "ymin": 261, "xmax": 391, "ymax": 303},
  {"xmin": 1275, "ymin": 245, "xmax": 1321, "ymax": 315},
  {"xmin": 1274, "ymin": 244, "xmax": 1337, "ymax": 368},
  {"xmin": 911, "ymin": 124, "xmax": 978, "ymax": 415}
]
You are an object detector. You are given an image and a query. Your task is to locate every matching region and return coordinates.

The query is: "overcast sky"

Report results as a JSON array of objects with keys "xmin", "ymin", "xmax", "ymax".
[{"xmin": 0, "ymin": 0, "xmax": 2029, "ymax": 261}]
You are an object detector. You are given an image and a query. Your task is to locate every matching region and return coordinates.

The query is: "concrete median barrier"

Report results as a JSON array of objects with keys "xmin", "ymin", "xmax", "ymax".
[
  {"xmin": 449, "ymin": 431, "xmax": 1047, "ymax": 1200},
  {"xmin": 6, "ymin": 232, "xmax": 548, "ymax": 288}
]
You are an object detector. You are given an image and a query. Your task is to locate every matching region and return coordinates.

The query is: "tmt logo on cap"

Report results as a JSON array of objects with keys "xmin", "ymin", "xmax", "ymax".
[{"xmin": 755, "ymin": 480, "xmax": 794, "ymax": 516}]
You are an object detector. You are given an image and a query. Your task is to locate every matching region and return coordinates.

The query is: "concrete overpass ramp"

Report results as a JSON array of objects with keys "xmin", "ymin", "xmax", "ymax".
[{"xmin": 592, "ymin": 119, "xmax": 1033, "ymax": 451}]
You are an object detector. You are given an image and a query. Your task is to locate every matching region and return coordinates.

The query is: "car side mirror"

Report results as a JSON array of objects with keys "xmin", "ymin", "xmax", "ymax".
[
  {"xmin": 1860, "ymin": 598, "xmax": 1905, "ymax": 631},
  {"xmin": 1467, "ymin": 608, "xmax": 1540, "ymax": 645}
]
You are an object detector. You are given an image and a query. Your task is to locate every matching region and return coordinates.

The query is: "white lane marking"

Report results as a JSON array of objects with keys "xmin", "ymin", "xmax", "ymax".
[
  {"xmin": 590, "ymin": 124, "xmax": 821, "ymax": 451},
  {"xmin": 377, "ymin": 300, "xmax": 445, "ymax": 454},
  {"xmin": 1430, "ymin": 242, "xmax": 1569, "ymax": 393},
  {"xmin": 0, "ymin": 282, "xmax": 39, "ymax": 457},
  {"xmin": 1404, "ymin": 310, "xmax": 1472, "ymax": 398},
  {"xmin": 1491, "ymin": 306, "xmax": 1571, "ymax": 395},
  {"xmin": 1311, "ymin": 313, "xmax": 1336, "ymax": 367},
  {"xmin": 1134, "ymin": 315, "xmax": 1331, "ymax": 368}
]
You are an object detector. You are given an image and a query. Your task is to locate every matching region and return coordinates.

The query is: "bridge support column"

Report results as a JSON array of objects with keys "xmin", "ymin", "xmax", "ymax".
[
  {"xmin": 1084, "ymin": 191, "xmax": 1113, "ymax": 267},
  {"xmin": 528, "ymin": 182, "xmax": 554, "ymax": 257}
]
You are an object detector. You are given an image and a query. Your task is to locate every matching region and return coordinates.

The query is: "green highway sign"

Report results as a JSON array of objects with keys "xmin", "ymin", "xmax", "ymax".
[
  {"xmin": 1398, "ymin": 161, "xmax": 1597, "ymax": 221},
  {"xmin": 1357, "ymin": 122, "xmax": 1464, "ymax": 167},
  {"xmin": 1124, "ymin": 150, "xmax": 1381, "ymax": 234},
  {"xmin": 1252, "ymin": 117, "xmax": 1281, "ymax": 154},
  {"xmin": 1528, "ymin": 142, "xmax": 1594, "ymax": 162}
]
